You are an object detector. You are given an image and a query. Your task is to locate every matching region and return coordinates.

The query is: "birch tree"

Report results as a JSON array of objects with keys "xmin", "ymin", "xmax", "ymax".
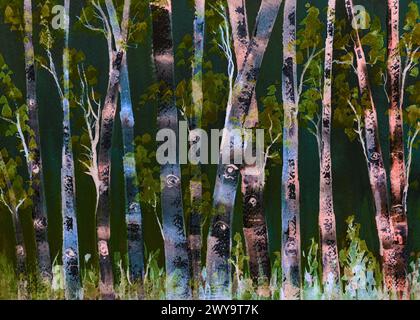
[
  {"xmin": 0, "ymin": 54, "xmax": 33, "ymax": 299},
  {"xmin": 24, "ymin": 0, "xmax": 52, "ymax": 284},
  {"xmin": 227, "ymin": 0, "xmax": 271, "ymax": 298},
  {"xmin": 109, "ymin": 0, "xmax": 145, "ymax": 293},
  {"xmin": 387, "ymin": 0, "xmax": 420, "ymax": 298},
  {"xmin": 206, "ymin": 0, "xmax": 281, "ymax": 299},
  {"xmin": 79, "ymin": 0, "xmax": 141, "ymax": 299},
  {"xmin": 281, "ymin": 0, "xmax": 301, "ymax": 300},
  {"xmin": 387, "ymin": 0, "xmax": 408, "ymax": 298},
  {"xmin": 39, "ymin": 0, "xmax": 82, "ymax": 299},
  {"xmin": 150, "ymin": 0, "xmax": 192, "ymax": 300},
  {"xmin": 189, "ymin": 0, "xmax": 206, "ymax": 299},
  {"xmin": 293, "ymin": 1, "xmax": 341, "ymax": 298},
  {"xmin": 344, "ymin": 0, "xmax": 395, "ymax": 292},
  {"xmin": 93, "ymin": 0, "xmax": 124, "ymax": 300},
  {"xmin": 61, "ymin": 0, "xmax": 82, "ymax": 300},
  {"xmin": 319, "ymin": 0, "xmax": 340, "ymax": 297}
]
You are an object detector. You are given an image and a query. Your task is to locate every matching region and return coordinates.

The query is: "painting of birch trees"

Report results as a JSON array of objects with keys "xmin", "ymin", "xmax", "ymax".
[{"xmin": 0, "ymin": 0, "xmax": 420, "ymax": 301}]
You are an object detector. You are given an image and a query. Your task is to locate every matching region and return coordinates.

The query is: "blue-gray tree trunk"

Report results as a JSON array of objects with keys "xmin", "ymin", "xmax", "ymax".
[
  {"xmin": 150, "ymin": 0, "xmax": 192, "ymax": 300},
  {"xmin": 61, "ymin": 0, "xmax": 82, "ymax": 300},
  {"xmin": 23, "ymin": 0, "xmax": 52, "ymax": 284}
]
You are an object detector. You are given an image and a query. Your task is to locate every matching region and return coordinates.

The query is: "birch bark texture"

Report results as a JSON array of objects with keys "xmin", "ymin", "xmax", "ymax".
[
  {"xmin": 206, "ymin": 0, "xmax": 281, "ymax": 299},
  {"xmin": 23, "ymin": 0, "xmax": 52, "ymax": 283},
  {"xmin": 319, "ymin": 0, "xmax": 340, "ymax": 298},
  {"xmin": 108, "ymin": 0, "xmax": 145, "ymax": 289},
  {"xmin": 150, "ymin": 0, "xmax": 192, "ymax": 300},
  {"xmin": 387, "ymin": 0, "xmax": 408, "ymax": 298},
  {"xmin": 227, "ymin": 0, "xmax": 271, "ymax": 298},
  {"xmin": 95, "ymin": 0, "xmax": 125, "ymax": 300},
  {"xmin": 281, "ymin": 0, "xmax": 301, "ymax": 300},
  {"xmin": 189, "ymin": 0, "xmax": 205, "ymax": 299},
  {"xmin": 61, "ymin": 0, "xmax": 82, "ymax": 300},
  {"xmin": 344, "ymin": 0, "xmax": 395, "ymax": 291}
]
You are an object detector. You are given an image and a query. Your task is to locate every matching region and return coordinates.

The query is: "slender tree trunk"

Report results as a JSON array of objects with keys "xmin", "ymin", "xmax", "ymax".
[
  {"xmin": 0, "ymin": 154, "xmax": 28, "ymax": 299},
  {"xmin": 281, "ymin": 0, "xmax": 301, "ymax": 300},
  {"xmin": 206, "ymin": 0, "xmax": 281, "ymax": 299},
  {"xmin": 227, "ymin": 0, "xmax": 271, "ymax": 298},
  {"xmin": 110, "ymin": 0, "xmax": 145, "ymax": 293},
  {"xmin": 95, "ymin": 1, "xmax": 125, "ymax": 299},
  {"xmin": 344, "ymin": 0, "xmax": 395, "ymax": 292},
  {"xmin": 96, "ymin": 51, "xmax": 123, "ymax": 300},
  {"xmin": 189, "ymin": 0, "xmax": 205, "ymax": 300},
  {"xmin": 23, "ymin": 0, "xmax": 52, "ymax": 283},
  {"xmin": 60, "ymin": 0, "xmax": 82, "ymax": 300},
  {"xmin": 319, "ymin": 0, "xmax": 340, "ymax": 299},
  {"xmin": 150, "ymin": 0, "xmax": 192, "ymax": 300},
  {"xmin": 387, "ymin": 0, "xmax": 408, "ymax": 299}
]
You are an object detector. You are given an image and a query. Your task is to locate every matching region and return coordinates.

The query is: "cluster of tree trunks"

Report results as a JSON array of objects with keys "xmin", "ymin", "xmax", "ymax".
[
  {"xmin": 205, "ymin": 0, "xmax": 282, "ymax": 299},
  {"xmin": 227, "ymin": 0, "xmax": 271, "ymax": 298},
  {"xmin": 344, "ymin": 0, "xmax": 410, "ymax": 298},
  {"xmin": 5, "ymin": 0, "xmax": 415, "ymax": 301}
]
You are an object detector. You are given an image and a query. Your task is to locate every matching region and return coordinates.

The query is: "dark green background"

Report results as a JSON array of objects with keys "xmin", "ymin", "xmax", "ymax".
[{"xmin": 0, "ymin": 0, "xmax": 419, "ymax": 272}]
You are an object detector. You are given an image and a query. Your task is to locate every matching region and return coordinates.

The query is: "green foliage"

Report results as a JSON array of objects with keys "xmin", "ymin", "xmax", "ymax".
[
  {"xmin": 2, "ymin": 2, "xmax": 22, "ymax": 32},
  {"xmin": 296, "ymin": 4, "xmax": 324, "ymax": 138},
  {"xmin": 269, "ymin": 252, "xmax": 281, "ymax": 300},
  {"xmin": 230, "ymin": 233, "xmax": 250, "ymax": 299},
  {"xmin": 135, "ymin": 133, "xmax": 160, "ymax": 207},
  {"xmin": 0, "ymin": 254, "xmax": 17, "ymax": 299},
  {"xmin": 143, "ymin": 249, "xmax": 165, "ymax": 299},
  {"xmin": 402, "ymin": 2, "xmax": 420, "ymax": 143},
  {"xmin": 408, "ymin": 255, "xmax": 420, "ymax": 299},
  {"xmin": 258, "ymin": 83, "xmax": 282, "ymax": 170},
  {"xmin": 0, "ymin": 57, "xmax": 31, "ymax": 210},
  {"xmin": 361, "ymin": 16, "xmax": 386, "ymax": 78},
  {"xmin": 302, "ymin": 238, "xmax": 322, "ymax": 299},
  {"xmin": 339, "ymin": 216, "xmax": 382, "ymax": 300},
  {"xmin": 297, "ymin": 4, "xmax": 323, "ymax": 52},
  {"xmin": 75, "ymin": 0, "xmax": 150, "ymax": 46}
]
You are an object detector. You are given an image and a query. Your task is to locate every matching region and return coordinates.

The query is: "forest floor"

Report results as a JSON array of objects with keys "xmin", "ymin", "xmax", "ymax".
[{"xmin": 1, "ymin": 217, "xmax": 420, "ymax": 300}]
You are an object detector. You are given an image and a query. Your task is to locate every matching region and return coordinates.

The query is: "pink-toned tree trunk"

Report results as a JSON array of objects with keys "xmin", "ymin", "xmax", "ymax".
[
  {"xmin": 227, "ymin": 0, "xmax": 271, "ymax": 298},
  {"xmin": 281, "ymin": 0, "xmax": 301, "ymax": 300},
  {"xmin": 387, "ymin": 0, "xmax": 408, "ymax": 299},
  {"xmin": 344, "ymin": 0, "xmax": 395, "ymax": 292},
  {"xmin": 319, "ymin": 0, "xmax": 340, "ymax": 298}
]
